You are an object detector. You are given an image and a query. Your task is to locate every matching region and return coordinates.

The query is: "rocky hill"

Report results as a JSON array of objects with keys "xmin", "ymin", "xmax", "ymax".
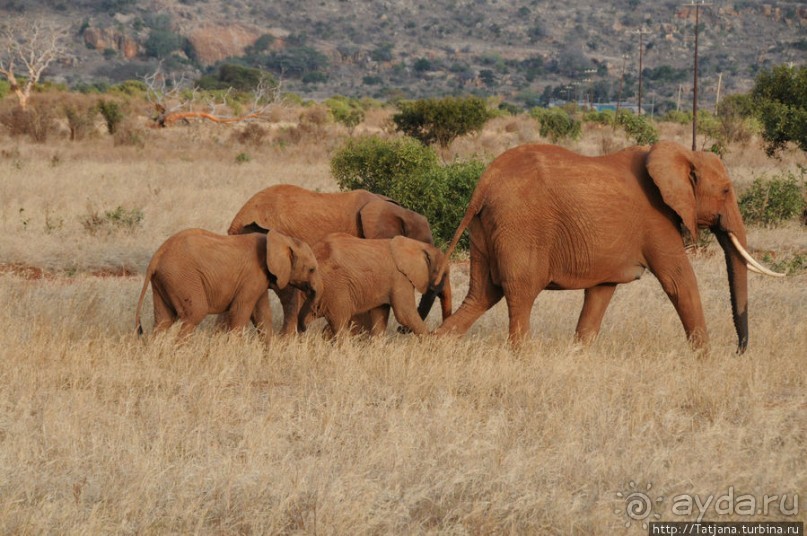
[{"xmin": 4, "ymin": 0, "xmax": 807, "ymax": 112}]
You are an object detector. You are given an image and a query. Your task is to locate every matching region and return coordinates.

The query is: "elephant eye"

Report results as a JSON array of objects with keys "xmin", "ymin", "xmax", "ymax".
[
  {"xmin": 689, "ymin": 170, "xmax": 699, "ymax": 185},
  {"xmin": 309, "ymin": 267, "xmax": 316, "ymax": 273}
]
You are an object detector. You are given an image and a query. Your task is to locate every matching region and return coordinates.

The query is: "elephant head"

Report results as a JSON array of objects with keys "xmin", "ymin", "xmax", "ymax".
[
  {"xmin": 266, "ymin": 230, "xmax": 322, "ymax": 303},
  {"xmin": 390, "ymin": 236, "xmax": 452, "ymax": 322},
  {"xmin": 646, "ymin": 141, "xmax": 784, "ymax": 352},
  {"xmin": 359, "ymin": 198, "xmax": 434, "ymax": 244}
]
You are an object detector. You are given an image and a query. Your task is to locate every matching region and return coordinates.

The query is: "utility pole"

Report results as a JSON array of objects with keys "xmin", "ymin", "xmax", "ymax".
[
  {"xmin": 635, "ymin": 27, "xmax": 648, "ymax": 116},
  {"xmin": 715, "ymin": 71, "xmax": 723, "ymax": 113},
  {"xmin": 683, "ymin": 1, "xmax": 711, "ymax": 151}
]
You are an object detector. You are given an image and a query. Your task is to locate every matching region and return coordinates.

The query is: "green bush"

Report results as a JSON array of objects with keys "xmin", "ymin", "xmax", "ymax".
[
  {"xmin": 0, "ymin": 79, "xmax": 9, "ymax": 99},
  {"xmin": 392, "ymin": 96, "xmax": 491, "ymax": 148},
  {"xmin": 98, "ymin": 100, "xmax": 124, "ymax": 134},
  {"xmin": 616, "ymin": 110, "xmax": 658, "ymax": 145},
  {"xmin": 751, "ymin": 64, "xmax": 807, "ymax": 156},
  {"xmin": 389, "ymin": 160, "xmax": 485, "ymax": 249},
  {"xmin": 584, "ymin": 109, "xmax": 658, "ymax": 145},
  {"xmin": 331, "ymin": 135, "xmax": 485, "ymax": 247},
  {"xmin": 144, "ymin": 29, "xmax": 185, "ymax": 59},
  {"xmin": 529, "ymin": 106, "xmax": 581, "ymax": 142},
  {"xmin": 662, "ymin": 110, "xmax": 691, "ymax": 125},
  {"xmin": 331, "ymin": 135, "xmax": 439, "ymax": 194},
  {"xmin": 739, "ymin": 168, "xmax": 806, "ymax": 227},
  {"xmin": 324, "ymin": 96, "xmax": 365, "ymax": 132},
  {"xmin": 196, "ymin": 64, "xmax": 276, "ymax": 92}
]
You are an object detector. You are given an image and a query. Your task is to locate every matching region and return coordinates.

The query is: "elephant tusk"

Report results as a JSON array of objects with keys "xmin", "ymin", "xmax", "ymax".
[{"xmin": 728, "ymin": 232, "xmax": 786, "ymax": 278}]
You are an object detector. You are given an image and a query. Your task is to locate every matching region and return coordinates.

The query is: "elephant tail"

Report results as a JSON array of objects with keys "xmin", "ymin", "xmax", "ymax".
[
  {"xmin": 134, "ymin": 251, "xmax": 161, "ymax": 336},
  {"xmin": 434, "ymin": 182, "xmax": 488, "ymax": 286}
]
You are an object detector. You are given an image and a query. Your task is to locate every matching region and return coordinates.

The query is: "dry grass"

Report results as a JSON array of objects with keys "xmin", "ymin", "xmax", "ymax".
[{"xmin": 0, "ymin": 111, "xmax": 805, "ymax": 534}]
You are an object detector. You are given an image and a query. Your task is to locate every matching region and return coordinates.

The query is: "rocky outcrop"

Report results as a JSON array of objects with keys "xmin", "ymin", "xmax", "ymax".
[
  {"xmin": 82, "ymin": 27, "xmax": 139, "ymax": 59},
  {"xmin": 186, "ymin": 23, "xmax": 264, "ymax": 66}
]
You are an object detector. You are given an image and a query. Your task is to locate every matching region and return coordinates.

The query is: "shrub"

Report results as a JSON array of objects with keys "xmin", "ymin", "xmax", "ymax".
[
  {"xmin": 615, "ymin": 110, "xmax": 658, "ymax": 145},
  {"xmin": 98, "ymin": 100, "xmax": 124, "ymax": 134},
  {"xmin": 331, "ymin": 135, "xmax": 485, "ymax": 247},
  {"xmin": 325, "ymin": 96, "xmax": 365, "ymax": 133},
  {"xmin": 392, "ymin": 96, "xmax": 491, "ymax": 148},
  {"xmin": 0, "ymin": 103, "xmax": 55, "ymax": 143},
  {"xmin": 739, "ymin": 168, "xmax": 806, "ymax": 227},
  {"xmin": 751, "ymin": 64, "xmax": 807, "ymax": 156},
  {"xmin": 234, "ymin": 123, "xmax": 268, "ymax": 146},
  {"xmin": 196, "ymin": 64, "xmax": 276, "ymax": 92},
  {"xmin": 662, "ymin": 110, "xmax": 691, "ymax": 125},
  {"xmin": 144, "ymin": 29, "xmax": 184, "ymax": 59},
  {"xmin": 0, "ymin": 79, "xmax": 9, "ymax": 99},
  {"xmin": 63, "ymin": 97, "xmax": 99, "ymax": 141},
  {"xmin": 584, "ymin": 109, "xmax": 658, "ymax": 145},
  {"xmin": 81, "ymin": 205, "xmax": 144, "ymax": 235},
  {"xmin": 331, "ymin": 135, "xmax": 439, "ymax": 194},
  {"xmin": 389, "ymin": 160, "xmax": 485, "ymax": 248},
  {"xmin": 529, "ymin": 106, "xmax": 581, "ymax": 142},
  {"xmin": 761, "ymin": 251, "xmax": 807, "ymax": 275}
]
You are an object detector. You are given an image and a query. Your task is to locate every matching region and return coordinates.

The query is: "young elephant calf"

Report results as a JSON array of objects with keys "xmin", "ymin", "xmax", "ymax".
[
  {"xmin": 135, "ymin": 229, "xmax": 321, "ymax": 339},
  {"xmin": 300, "ymin": 233, "xmax": 451, "ymax": 336}
]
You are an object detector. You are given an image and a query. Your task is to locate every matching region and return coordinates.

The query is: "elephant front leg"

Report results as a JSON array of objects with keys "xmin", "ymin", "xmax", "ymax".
[
  {"xmin": 651, "ymin": 258, "xmax": 709, "ymax": 352},
  {"xmin": 275, "ymin": 286, "xmax": 302, "ymax": 335},
  {"xmin": 391, "ymin": 288, "xmax": 429, "ymax": 335},
  {"xmin": 575, "ymin": 284, "xmax": 617, "ymax": 344}
]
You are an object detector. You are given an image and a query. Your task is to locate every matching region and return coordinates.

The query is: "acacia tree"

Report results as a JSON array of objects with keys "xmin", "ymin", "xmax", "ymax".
[
  {"xmin": 392, "ymin": 96, "xmax": 491, "ymax": 149},
  {"xmin": 0, "ymin": 20, "xmax": 66, "ymax": 111}
]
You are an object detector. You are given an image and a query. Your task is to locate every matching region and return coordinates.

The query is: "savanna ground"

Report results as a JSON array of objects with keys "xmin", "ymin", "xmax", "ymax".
[{"xmin": 0, "ymin": 107, "xmax": 805, "ymax": 534}]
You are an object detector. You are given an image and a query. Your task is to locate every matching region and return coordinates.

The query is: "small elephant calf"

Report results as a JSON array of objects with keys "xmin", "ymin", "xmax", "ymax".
[
  {"xmin": 135, "ymin": 228, "xmax": 321, "ymax": 339},
  {"xmin": 300, "ymin": 233, "xmax": 451, "ymax": 336}
]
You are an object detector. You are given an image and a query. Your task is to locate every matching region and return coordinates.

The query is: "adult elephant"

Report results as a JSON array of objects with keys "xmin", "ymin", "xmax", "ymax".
[
  {"xmin": 434, "ymin": 141, "xmax": 784, "ymax": 352},
  {"xmin": 228, "ymin": 184, "xmax": 448, "ymax": 333}
]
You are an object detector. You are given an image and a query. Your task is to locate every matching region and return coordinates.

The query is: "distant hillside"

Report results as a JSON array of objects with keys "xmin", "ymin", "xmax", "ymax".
[{"xmin": 4, "ymin": 0, "xmax": 807, "ymax": 112}]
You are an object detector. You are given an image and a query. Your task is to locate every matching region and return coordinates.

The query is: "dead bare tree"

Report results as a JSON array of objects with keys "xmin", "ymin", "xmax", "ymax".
[
  {"xmin": 0, "ymin": 19, "xmax": 67, "ymax": 111},
  {"xmin": 143, "ymin": 65, "xmax": 281, "ymax": 128}
]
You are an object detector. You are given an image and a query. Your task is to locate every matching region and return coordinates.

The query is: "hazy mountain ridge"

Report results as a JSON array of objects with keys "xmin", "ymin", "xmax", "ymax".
[{"xmin": 4, "ymin": 0, "xmax": 807, "ymax": 109}]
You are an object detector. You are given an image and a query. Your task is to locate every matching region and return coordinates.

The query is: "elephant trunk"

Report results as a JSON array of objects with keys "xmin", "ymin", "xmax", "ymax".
[
  {"xmin": 416, "ymin": 268, "xmax": 452, "ymax": 322},
  {"xmin": 712, "ymin": 213, "xmax": 750, "ymax": 354},
  {"xmin": 417, "ymin": 289, "xmax": 438, "ymax": 321},
  {"xmin": 438, "ymin": 268, "xmax": 452, "ymax": 321}
]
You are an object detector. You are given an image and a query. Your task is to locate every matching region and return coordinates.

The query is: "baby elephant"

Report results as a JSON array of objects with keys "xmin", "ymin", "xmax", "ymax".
[
  {"xmin": 135, "ymin": 228, "xmax": 321, "ymax": 339},
  {"xmin": 300, "ymin": 233, "xmax": 451, "ymax": 336}
]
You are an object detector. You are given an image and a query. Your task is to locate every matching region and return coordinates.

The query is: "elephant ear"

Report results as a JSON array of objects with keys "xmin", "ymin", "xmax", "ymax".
[
  {"xmin": 390, "ymin": 236, "xmax": 430, "ymax": 294},
  {"xmin": 646, "ymin": 141, "xmax": 699, "ymax": 240},
  {"xmin": 359, "ymin": 199, "xmax": 405, "ymax": 239},
  {"xmin": 265, "ymin": 231, "xmax": 293, "ymax": 289}
]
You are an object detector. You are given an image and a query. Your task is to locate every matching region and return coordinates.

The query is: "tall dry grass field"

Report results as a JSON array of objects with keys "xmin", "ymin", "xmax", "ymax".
[{"xmin": 0, "ymin": 114, "xmax": 805, "ymax": 534}]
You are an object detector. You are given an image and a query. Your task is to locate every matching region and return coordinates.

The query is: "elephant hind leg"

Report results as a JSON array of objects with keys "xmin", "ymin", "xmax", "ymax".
[
  {"xmin": 152, "ymin": 284, "xmax": 178, "ymax": 333},
  {"xmin": 502, "ymin": 277, "xmax": 545, "ymax": 346},
  {"xmin": 575, "ymin": 284, "xmax": 617, "ymax": 344}
]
